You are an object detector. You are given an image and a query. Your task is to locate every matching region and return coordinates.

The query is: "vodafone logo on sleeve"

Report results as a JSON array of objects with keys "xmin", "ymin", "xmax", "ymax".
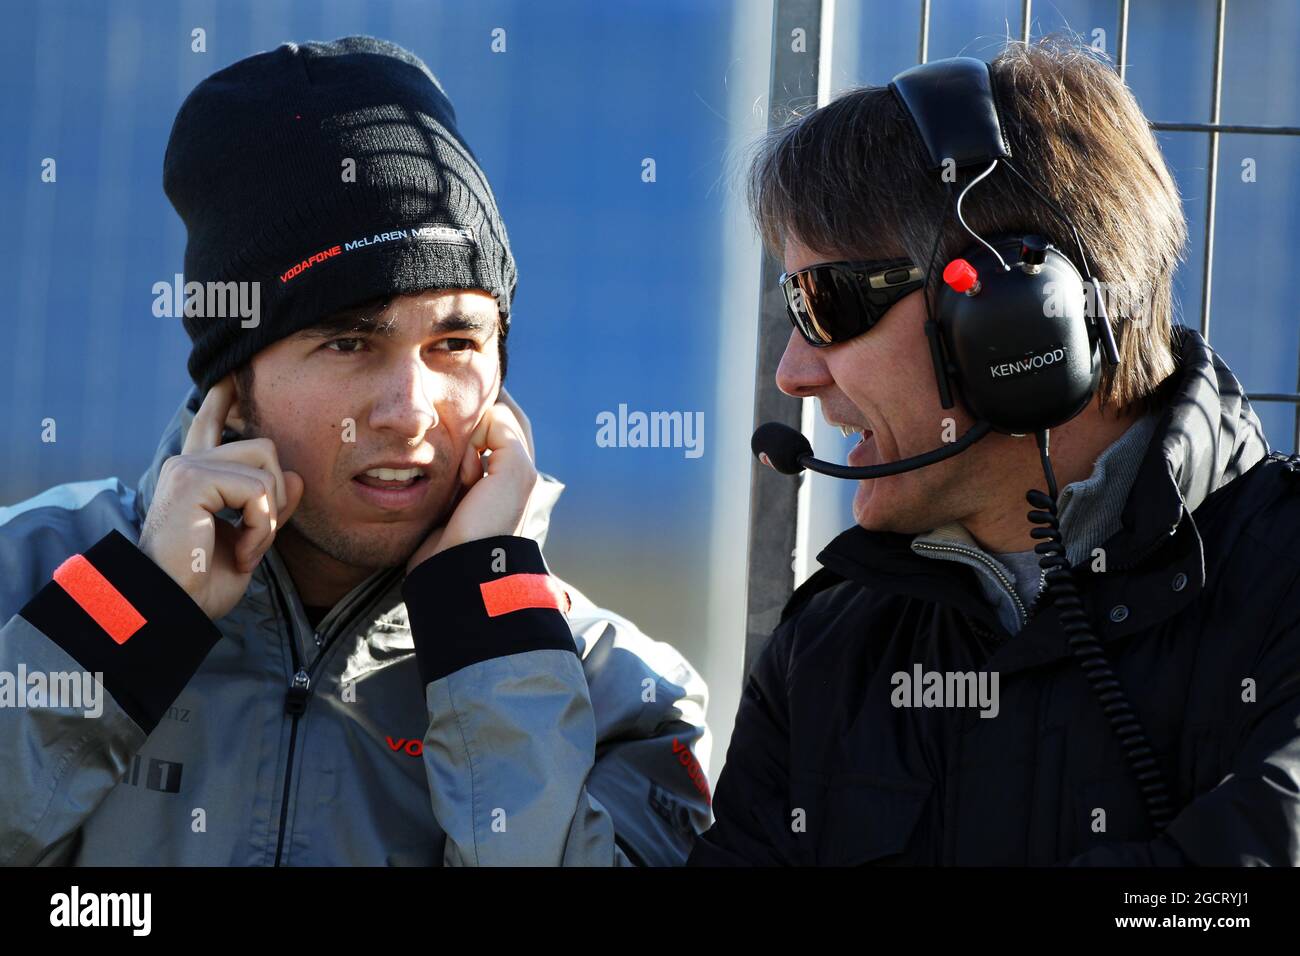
[{"xmin": 386, "ymin": 735, "xmax": 423, "ymax": 758}]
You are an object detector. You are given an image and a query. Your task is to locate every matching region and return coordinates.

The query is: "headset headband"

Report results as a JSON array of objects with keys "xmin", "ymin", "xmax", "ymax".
[{"xmin": 889, "ymin": 57, "xmax": 1011, "ymax": 171}]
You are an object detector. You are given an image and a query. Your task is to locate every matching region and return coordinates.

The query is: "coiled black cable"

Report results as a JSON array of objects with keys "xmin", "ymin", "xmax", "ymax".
[{"xmin": 1027, "ymin": 428, "xmax": 1174, "ymax": 832}]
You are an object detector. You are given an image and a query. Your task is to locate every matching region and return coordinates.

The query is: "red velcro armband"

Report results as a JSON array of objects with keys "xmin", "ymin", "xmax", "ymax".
[
  {"xmin": 479, "ymin": 573, "xmax": 572, "ymax": 618},
  {"xmin": 52, "ymin": 553, "xmax": 146, "ymax": 644}
]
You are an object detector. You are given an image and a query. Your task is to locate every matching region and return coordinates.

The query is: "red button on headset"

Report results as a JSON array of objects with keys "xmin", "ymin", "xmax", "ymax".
[{"xmin": 943, "ymin": 258, "xmax": 980, "ymax": 294}]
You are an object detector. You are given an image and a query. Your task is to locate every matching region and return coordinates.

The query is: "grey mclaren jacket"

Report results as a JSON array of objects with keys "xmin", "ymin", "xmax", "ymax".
[{"xmin": 0, "ymin": 388, "xmax": 711, "ymax": 866}]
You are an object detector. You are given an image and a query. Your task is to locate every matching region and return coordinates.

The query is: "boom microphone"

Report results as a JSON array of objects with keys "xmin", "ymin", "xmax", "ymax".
[{"xmin": 751, "ymin": 420, "xmax": 993, "ymax": 479}]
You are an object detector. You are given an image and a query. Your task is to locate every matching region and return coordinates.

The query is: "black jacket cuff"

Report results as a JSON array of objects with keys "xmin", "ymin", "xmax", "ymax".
[
  {"xmin": 18, "ymin": 529, "xmax": 222, "ymax": 734},
  {"xmin": 403, "ymin": 535, "xmax": 576, "ymax": 687}
]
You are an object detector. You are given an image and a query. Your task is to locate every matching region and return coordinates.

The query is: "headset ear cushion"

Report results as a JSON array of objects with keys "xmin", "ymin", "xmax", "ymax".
[
  {"xmin": 924, "ymin": 319, "xmax": 957, "ymax": 409},
  {"xmin": 936, "ymin": 238, "xmax": 1100, "ymax": 433}
]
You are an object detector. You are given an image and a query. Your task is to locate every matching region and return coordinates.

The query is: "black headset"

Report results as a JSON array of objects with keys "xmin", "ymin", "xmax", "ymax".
[{"xmin": 890, "ymin": 56, "xmax": 1123, "ymax": 436}]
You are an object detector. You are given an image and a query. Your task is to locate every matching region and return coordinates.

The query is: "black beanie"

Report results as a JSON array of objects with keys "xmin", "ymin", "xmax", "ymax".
[{"xmin": 163, "ymin": 36, "xmax": 516, "ymax": 393}]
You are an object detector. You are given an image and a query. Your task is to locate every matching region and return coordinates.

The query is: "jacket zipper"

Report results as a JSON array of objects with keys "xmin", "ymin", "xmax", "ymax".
[
  {"xmin": 912, "ymin": 541, "xmax": 1031, "ymax": 628},
  {"xmin": 265, "ymin": 561, "xmax": 401, "ymax": 866},
  {"xmin": 266, "ymin": 568, "xmax": 305, "ymax": 867}
]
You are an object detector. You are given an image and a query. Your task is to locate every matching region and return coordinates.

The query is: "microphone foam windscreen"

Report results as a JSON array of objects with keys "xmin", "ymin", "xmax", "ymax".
[{"xmin": 751, "ymin": 422, "xmax": 811, "ymax": 475}]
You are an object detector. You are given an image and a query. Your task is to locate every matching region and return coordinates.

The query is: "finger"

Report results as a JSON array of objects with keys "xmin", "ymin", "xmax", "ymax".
[
  {"xmin": 469, "ymin": 404, "xmax": 493, "ymax": 452},
  {"xmin": 192, "ymin": 460, "xmax": 279, "ymax": 523},
  {"xmin": 497, "ymin": 387, "xmax": 535, "ymax": 460},
  {"xmin": 460, "ymin": 436, "xmax": 485, "ymax": 489},
  {"xmin": 235, "ymin": 496, "xmax": 276, "ymax": 572},
  {"xmin": 191, "ymin": 468, "xmax": 275, "ymax": 570},
  {"xmin": 199, "ymin": 437, "xmax": 287, "ymax": 510},
  {"xmin": 480, "ymin": 404, "xmax": 531, "ymax": 467},
  {"xmin": 183, "ymin": 375, "xmax": 238, "ymax": 456},
  {"xmin": 280, "ymin": 470, "xmax": 305, "ymax": 526}
]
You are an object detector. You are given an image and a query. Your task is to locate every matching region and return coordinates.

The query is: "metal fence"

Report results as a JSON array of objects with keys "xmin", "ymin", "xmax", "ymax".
[{"xmin": 743, "ymin": 0, "xmax": 1300, "ymax": 676}]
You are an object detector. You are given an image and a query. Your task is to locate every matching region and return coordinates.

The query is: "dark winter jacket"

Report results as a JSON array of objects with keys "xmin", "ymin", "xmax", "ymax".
[{"xmin": 691, "ymin": 326, "xmax": 1300, "ymax": 865}]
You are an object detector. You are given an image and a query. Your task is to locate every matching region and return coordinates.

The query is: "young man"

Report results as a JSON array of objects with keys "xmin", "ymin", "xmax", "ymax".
[
  {"xmin": 691, "ymin": 39, "xmax": 1300, "ymax": 865},
  {"xmin": 0, "ymin": 36, "xmax": 709, "ymax": 866}
]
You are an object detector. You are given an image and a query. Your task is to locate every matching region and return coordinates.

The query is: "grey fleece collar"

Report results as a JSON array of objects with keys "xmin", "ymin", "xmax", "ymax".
[{"xmin": 910, "ymin": 410, "xmax": 1160, "ymax": 634}]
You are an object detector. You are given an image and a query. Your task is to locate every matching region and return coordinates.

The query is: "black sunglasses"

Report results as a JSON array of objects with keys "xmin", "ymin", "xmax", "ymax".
[{"xmin": 778, "ymin": 258, "xmax": 924, "ymax": 347}]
